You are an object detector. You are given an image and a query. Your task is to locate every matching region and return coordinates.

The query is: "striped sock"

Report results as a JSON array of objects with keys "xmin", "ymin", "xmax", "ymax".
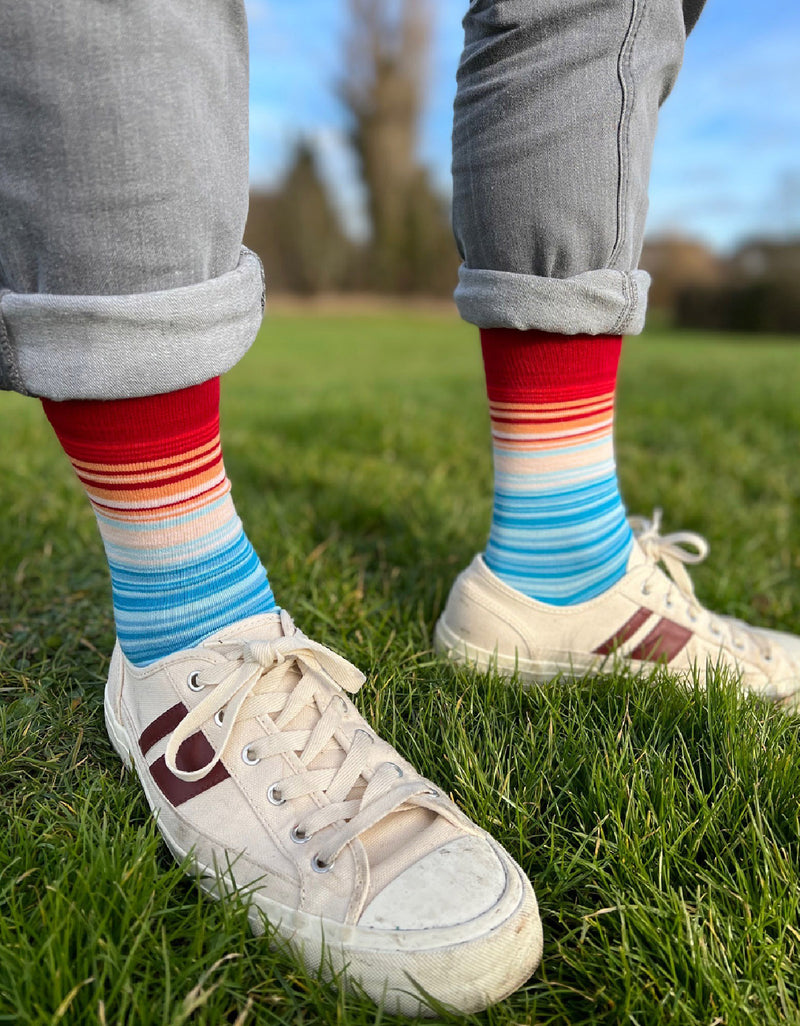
[
  {"xmin": 480, "ymin": 329, "xmax": 633, "ymax": 605},
  {"xmin": 42, "ymin": 379, "xmax": 277, "ymax": 666}
]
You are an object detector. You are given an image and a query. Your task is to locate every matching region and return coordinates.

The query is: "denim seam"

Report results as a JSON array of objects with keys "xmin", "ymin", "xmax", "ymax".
[
  {"xmin": 247, "ymin": 244, "xmax": 267, "ymax": 314},
  {"xmin": 629, "ymin": 272, "xmax": 640, "ymax": 331},
  {"xmin": 609, "ymin": 0, "xmax": 647, "ymax": 270},
  {"xmin": 613, "ymin": 271, "xmax": 640, "ymax": 334},
  {"xmin": 0, "ymin": 291, "xmax": 29, "ymax": 395},
  {"xmin": 611, "ymin": 273, "xmax": 630, "ymax": 335}
]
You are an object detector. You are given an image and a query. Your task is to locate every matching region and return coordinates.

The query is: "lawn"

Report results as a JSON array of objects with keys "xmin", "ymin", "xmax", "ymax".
[{"xmin": 1, "ymin": 310, "xmax": 799, "ymax": 1025}]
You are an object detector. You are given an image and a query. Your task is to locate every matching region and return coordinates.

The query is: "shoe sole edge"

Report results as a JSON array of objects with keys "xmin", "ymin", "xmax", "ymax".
[{"xmin": 433, "ymin": 616, "xmax": 596, "ymax": 685}]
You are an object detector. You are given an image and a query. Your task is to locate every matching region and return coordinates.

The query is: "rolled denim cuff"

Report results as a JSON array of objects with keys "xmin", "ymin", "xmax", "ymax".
[
  {"xmin": 454, "ymin": 265, "xmax": 651, "ymax": 336},
  {"xmin": 0, "ymin": 247, "xmax": 265, "ymax": 400}
]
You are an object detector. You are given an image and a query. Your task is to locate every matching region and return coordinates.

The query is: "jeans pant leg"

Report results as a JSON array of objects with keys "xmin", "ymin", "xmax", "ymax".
[
  {"xmin": 452, "ymin": 0, "xmax": 706, "ymax": 335},
  {"xmin": 0, "ymin": 0, "xmax": 264, "ymax": 400}
]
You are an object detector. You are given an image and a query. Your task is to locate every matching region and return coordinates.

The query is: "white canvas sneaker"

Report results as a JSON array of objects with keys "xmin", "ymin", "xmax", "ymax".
[
  {"xmin": 435, "ymin": 512, "xmax": 800, "ymax": 704},
  {"xmin": 104, "ymin": 609, "xmax": 543, "ymax": 1016}
]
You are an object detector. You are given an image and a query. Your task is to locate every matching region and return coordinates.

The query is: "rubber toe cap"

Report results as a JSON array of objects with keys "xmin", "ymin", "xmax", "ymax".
[{"xmin": 358, "ymin": 834, "xmax": 508, "ymax": 931}]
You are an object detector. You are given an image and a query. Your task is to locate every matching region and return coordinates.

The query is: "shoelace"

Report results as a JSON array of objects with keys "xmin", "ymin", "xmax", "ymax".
[
  {"xmin": 629, "ymin": 510, "xmax": 772, "ymax": 661},
  {"xmin": 164, "ymin": 610, "xmax": 439, "ymax": 870}
]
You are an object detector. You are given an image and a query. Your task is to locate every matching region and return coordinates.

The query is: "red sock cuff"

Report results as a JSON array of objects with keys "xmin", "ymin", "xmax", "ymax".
[
  {"xmin": 41, "ymin": 378, "xmax": 221, "ymax": 463},
  {"xmin": 480, "ymin": 329, "xmax": 622, "ymax": 402}
]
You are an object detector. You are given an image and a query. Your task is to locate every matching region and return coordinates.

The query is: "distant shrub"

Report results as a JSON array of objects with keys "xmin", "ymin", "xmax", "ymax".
[{"xmin": 675, "ymin": 281, "xmax": 800, "ymax": 334}]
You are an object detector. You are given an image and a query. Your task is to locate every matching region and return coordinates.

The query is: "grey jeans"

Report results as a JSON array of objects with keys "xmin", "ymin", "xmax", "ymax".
[
  {"xmin": 452, "ymin": 0, "xmax": 706, "ymax": 334},
  {"xmin": 0, "ymin": 0, "xmax": 262, "ymax": 400},
  {"xmin": 0, "ymin": 0, "xmax": 704, "ymax": 402}
]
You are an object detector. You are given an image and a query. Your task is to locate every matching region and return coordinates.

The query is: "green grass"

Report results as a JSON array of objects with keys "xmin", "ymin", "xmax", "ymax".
[{"xmin": 1, "ymin": 311, "xmax": 799, "ymax": 1025}]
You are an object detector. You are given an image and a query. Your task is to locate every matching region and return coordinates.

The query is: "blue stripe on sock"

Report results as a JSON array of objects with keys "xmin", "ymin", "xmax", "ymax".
[
  {"xmin": 485, "ymin": 407, "xmax": 632, "ymax": 605},
  {"xmin": 106, "ymin": 523, "xmax": 277, "ymax": 666}
]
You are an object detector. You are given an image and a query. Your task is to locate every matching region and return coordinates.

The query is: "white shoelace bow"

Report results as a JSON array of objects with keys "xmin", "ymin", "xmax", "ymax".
[
  {"xmin": 628, "ymin": 509, "xmax": 709, "ymax": 597},
  {"xmin": 629, "ymin": 510, "xmax": 770, "ymax": 659},
  {"xmin": 164, "ymin": 610, "xmax": 439, "ymax": 868}
]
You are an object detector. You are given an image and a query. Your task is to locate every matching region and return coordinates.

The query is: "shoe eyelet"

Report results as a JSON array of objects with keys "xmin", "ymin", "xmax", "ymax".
[
  {"xmin": 385, "ymin": 762, "xmax": 404, "ymax": 778},
  {"xmin": 187, "ymin": 671, "xmax": 205, "ymax": 692},
  {"xmin": 641, "ymin": 586, "xmax": 651, "ymax": 597},
  {"xmin": 425, "ymin": 787, "xmax": 440, "ymax": 798},
  {"xmin": 291, "ymin": 826, "xmax": 309, "ymax": 844},
  {"xmin": 267, "ymin": 784, "xmax": 286, "ymax": 806},
  {"xmin": 330, "ymin": 694, "xmax": 348, "ymax": 714},
  {"xmin": 242, "ymin": 746, "xmax": 261, "ymax": 766},
  {"xmin": 214, "ymin": 709, "xmax": 225, "ymax": 727},
  {"xmin": 311, "ymin": 854, "xmax": 335, "ymax": 873}
]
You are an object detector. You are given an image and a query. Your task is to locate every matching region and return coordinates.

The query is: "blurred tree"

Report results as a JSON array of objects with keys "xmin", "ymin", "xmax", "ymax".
[
  {"xmin": 638, "ymin": 231, "xmax": 800, "ymax": 333},
  {"xmin": 243, "ymin": 189, "xmax": 284, "ymax": 288},
  {"xmin": 245, "ymin": 0, "xmax": 458, "ymax": 297},
  {"xmin": 640, "ymin": 235, "xmax": 723, "ymax": 313},
  {"xmin": 245, "ymin": 141, "xmax": 353, "ymax": 295},
  {"xmin": 338, "ymin": 0, "xmax": 458, "ymax": 294},
  {"xmin": 674, "ymin": 237, "xmax": 800, "ymax": 334}
]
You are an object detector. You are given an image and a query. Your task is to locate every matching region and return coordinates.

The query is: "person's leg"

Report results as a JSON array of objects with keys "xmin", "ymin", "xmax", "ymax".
[
  {"xmin": 0, "ymin": 0, "xmax": 275, "ymax": 667},
  {"xmin": 450, "ymin": 0, "xmax": 697, "ymax": 605},
  {"xmin": 0, "ymin": 3, "xmax": 543, "ymax": 1010},
  {"xmin": 452, "ymin": 0, "xmax": 695, "ymax": 335},
  {"xmin": 437, "ymin": 0, "xmax": 800, "ymax": 699}
]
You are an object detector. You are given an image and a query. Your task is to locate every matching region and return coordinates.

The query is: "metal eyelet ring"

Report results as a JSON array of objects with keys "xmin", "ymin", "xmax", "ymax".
[
  {"xmin": 187, "ymin": 672, "xmax": 204, "ymax": 692},
  {"xmin": 425, "ymin": 787, "xmax": 440, "ymax": 798},
  {"xmin": 267, "ymin": 784, "xmax": 286, "ymax": 806},
  {"xmin": 242, "ymin": 747, "xmax": 261, "ymax": 766},
  {"xmin": 385, "ymin": 762, "xmax": 404, "ymax": 778},
  {"xmin": 214, "ymin": 709, "xmax": 225, "ymax": 726},
  {"xmin": 311, "ymin": 854, "xmax": 335, "ymax": 873},
  {"xmin": 290, "ymin": 825, "xmax": 309, "ymax": 844}
]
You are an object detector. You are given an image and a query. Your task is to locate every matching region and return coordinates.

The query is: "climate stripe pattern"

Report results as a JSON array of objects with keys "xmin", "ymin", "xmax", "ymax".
[
  {"xmin": 43, "ymin": 378, "xmax": 277, "ymax": 666},
  {"xmin": 480, "ymin": 330, "xmax": 634, "ymax": 605}
]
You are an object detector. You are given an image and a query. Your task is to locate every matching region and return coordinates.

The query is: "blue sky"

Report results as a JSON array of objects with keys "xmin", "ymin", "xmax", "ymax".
[{"xmin": 246, "ymin": 0, "xmax": 800, "ymax": 252}]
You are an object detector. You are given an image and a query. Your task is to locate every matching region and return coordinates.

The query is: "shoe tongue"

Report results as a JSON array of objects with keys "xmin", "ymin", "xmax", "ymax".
[
  {"xmin": 202, "ymin": 611, "xmax": 287, "ymax": 646},
  {"xmin": 204, "ymin": 612, "xmax": 452, "ymax": 888},
  {"xmin": 626, "ymin": 541, "xmax": 649, "ymax": 572},
  {"xmin": 204, "ymin": 612, "xmax": 354, "ymax": 786}
]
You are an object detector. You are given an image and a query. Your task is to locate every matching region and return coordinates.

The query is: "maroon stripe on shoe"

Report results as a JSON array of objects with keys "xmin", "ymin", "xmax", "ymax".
[
  {"xmin": 629, "ymin": 618, "xmax": 693, "ymax": 663},
  {"xmin": 139, "ymin": 702, "xmax": 188, "ymax": 756},
  {"xmin": 149, "ymin": 730, "xmax": 230, "ymax": 807},
  {"xmin": 593, "ymin": 608, "xmax": 652, "ymax": 655}
]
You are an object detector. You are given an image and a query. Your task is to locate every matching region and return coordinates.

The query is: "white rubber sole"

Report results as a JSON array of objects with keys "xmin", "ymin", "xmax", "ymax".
[
  {"xmin": 433, "ymin": 616, "xmax": 599, "ymax": 686},
  {"xmin": 433, "ymin": 615, "xmax": 800, "ymax": 709},
  {"xmin": 104, "ymin": 690, "xmax": 543, "ymax": 1016}
]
